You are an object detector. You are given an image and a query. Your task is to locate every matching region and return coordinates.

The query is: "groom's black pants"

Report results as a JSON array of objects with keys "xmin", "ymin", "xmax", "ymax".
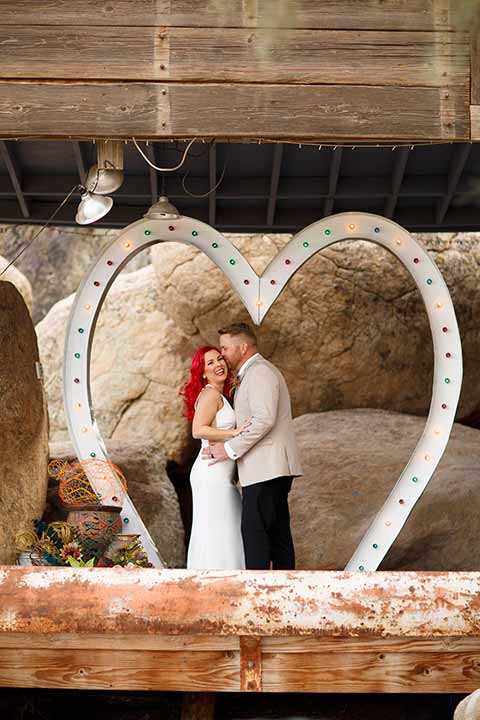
[{"xmin": 241, "ymin": 476, "xmax": 295, "ymax": 570}]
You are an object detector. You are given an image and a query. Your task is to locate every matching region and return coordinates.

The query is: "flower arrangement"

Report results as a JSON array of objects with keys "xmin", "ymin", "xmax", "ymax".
[{"xmin": 15, "ymin": 520, "xmax": 149, "ymax": 568}]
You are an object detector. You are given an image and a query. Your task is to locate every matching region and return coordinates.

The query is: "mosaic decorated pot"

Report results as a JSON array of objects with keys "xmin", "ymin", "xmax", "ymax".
[{"xmin": 65, "ymin": 504, "xmax": 122, "ymax": 556}]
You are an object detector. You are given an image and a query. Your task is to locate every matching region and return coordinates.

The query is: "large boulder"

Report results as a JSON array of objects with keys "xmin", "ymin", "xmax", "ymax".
[
  {"xmin": 37, "ymin": 265, "xmax": 195, "ymax": 465},
  {"xmin": 0, "ymin": 223, "xmax": 150, "ymax": 324},
  {"xmin": 291, "ymin": 409, "xmax": 480, "ymax": 570},
  {"xmin": 49, "ymin": 441, "xmax": 185, "ymax": 568},
  {"xmin": 0, "ymin": 255, "xmax": 32, "ymax": 314},
  {"xmin": 151, "ymin": 232, "xmax": 480, "ymax": 422},
  {"xmin": 0, "ymin": 282, "xmax": 49, "ymax": 563}
]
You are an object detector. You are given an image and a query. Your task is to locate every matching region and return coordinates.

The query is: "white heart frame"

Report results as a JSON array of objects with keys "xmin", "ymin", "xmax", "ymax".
[{"xmin": 63, "ymin": 212, "xmax": 462, "ymax": 570}]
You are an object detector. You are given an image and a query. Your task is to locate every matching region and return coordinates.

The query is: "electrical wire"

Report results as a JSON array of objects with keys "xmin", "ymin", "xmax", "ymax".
[
  {"xmin": 182, "ymin": 159, "xmax": 228, "ymax": 199},
  {"xmin": 132, "ymin": 137, "xmax": 198, "ymax": 171},
  {"xmin": 0, "ymin": 184, "xmax": 81, "ymax": 278}
]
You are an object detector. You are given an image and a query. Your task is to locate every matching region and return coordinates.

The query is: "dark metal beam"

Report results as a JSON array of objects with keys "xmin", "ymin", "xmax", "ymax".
[
  {"xmin": 208, "ymin": 141, "xmax": 216, "ymax": 226},
  {"xmin": 266, "ymin": 143, "xmax": 283, "ymax": 226},
  {"xmin": 0, "ymin": 141, "xmax": 29, "ymax": 218},
  {"xmin": 384, "ymin": 146, "xmax": 410, "ymax": 218},
  {"xmin": 435, "ymin": 142, "xmax": 472, "ymax": 225},
  {"xmin": 145, "ymin": 142, "xmax": 158, "ymax": 205},
  {"xmin": 323, "ymin": 147, "xmax": 343, "ymax": 216},
  {"xmin": 2, "ymin": 199, "xmax": 480, "ymax": 234},
  {"xmin": 0, "ymin": 173, "xmax": 468, "ymax": 202},
  {"xmin": 72, "ymin": 141, "xmax": 88, "ymax": 184}
]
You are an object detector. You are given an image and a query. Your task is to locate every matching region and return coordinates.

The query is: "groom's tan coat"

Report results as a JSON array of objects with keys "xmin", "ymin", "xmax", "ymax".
[{"xmin": 227, "ymin": 355, "xmax": 302, "ymax": 487}]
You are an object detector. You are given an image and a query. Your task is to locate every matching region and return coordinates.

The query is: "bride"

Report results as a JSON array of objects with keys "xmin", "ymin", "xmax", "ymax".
[{"xmin": 181, "ymin": 346, "xmax": 247, "ymax": 570}]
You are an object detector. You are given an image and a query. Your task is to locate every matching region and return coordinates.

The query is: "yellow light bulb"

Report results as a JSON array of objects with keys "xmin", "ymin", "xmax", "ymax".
[
  {"xmin": 435, "ymin": 302, "xmax": 443, "ymax": 309},
  {"xmin": 425, "ymin": 454, "xmax": 431, "ymax": 461},
  {"xmin": 75, "ymin": 402, "xmax": 82, "ymax": 409},
  {"xmin": 433, "ymin": 428, "xmax": 441, "ymax": 436},
  {"xmin": 348, "ymin": 223, "xmax": 356, "ymax": 231},
  {"xmin": 81, "ymin": 426, "xmax": 88, "ymax": 433},
  {"xmin": 395, "ymin": 238, "xmax": 402, "ymax": 246},
  {"xmin": 124, "ymin": 242, "xmax": 131, "ymax": 249},
  {"xmin": 256, "ymin": 300, "xmax": 263, "ymax": 308},
  {"xmin": 84, "ymin": 304, "xmax": 91, "ymax": 310}
]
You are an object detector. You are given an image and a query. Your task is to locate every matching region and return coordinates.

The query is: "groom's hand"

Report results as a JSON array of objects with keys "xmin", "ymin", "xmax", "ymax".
[{"xmin": 203, "ymin": 441, "xmax": 228, "ymax": 465}]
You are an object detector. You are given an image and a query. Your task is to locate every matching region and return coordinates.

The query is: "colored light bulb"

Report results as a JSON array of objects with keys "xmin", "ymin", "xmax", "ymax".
[
  {"xmin": 124, "ymin": 242, "xmax": 131, "ymax": 249},
  {"xmin": 374, "ymin": 227, "xmax": 380, "ymax": 233},
  {"xmin": 78, "ymin": 328, "xmax": 84, "ymax": 334},
  {"xmin": 74, "ymin": 353, "xmax": 80, "ymax": 359},
  {"xmin": 144, "ymin": 230, "xmax": 151, "ymax": 236},
  {"xmin": 412, "ymin": 476, "xmax": 418, "ymax": 483},
  {"xmin": 303, "ymin": 241, "xmax": 310, "ymax": 248},
  {"xmin": 212, "ymin": 242, "xmax": 218, "ymax": 249},
  {"xmin": 90, "ymin": 452, "xmax": 96, "ymax": 458},
  {"xmin": 426, "ymin": 278, "xmax": 432, "ymax": 285},
  {"xmin": 324, "ymin": 229, "xmax": 331, "ymax": 235},
  {"xmin": 192, "ymin": 230, "xmax": 198, "ymax": 236},
  {"xmin": 348, "ymin": 223, "xmax": 356, "ymax": 231},
  {"xmin": 229, "ymin": 259, "xmax": 236, "ymax": 265}
]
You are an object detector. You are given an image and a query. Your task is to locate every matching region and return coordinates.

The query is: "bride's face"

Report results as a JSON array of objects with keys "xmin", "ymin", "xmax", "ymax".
[{"xmin": 203, "ymin": 350, "xmax": 228, "ymax": 385}]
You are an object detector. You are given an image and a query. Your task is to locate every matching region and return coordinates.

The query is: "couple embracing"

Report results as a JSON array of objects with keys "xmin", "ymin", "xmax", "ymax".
[{"xmin": 182, "ymin": 322, "xmax": 302, "ymax": 570}]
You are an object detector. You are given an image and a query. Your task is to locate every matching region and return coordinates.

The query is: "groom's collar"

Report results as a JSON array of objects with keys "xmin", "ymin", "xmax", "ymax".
[{"xmin": 237, "ymin": 352, "xmax": 261, "ymax": 378}]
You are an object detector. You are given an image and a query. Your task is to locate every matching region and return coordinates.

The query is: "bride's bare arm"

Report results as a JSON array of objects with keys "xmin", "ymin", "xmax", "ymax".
[{"xmin": 192, "ymin": 388, "xmax": 240, "ymax": 441}]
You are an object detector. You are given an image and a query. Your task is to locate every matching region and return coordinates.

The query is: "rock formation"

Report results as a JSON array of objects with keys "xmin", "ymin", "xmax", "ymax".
[{"xmin": 0, "ymin": 281, "xmax": 49, "ymax": 563}]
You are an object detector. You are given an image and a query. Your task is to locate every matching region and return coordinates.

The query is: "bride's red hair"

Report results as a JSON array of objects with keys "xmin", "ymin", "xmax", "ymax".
[{"xmin": 181, "ymin": 346, "xmax": 232, "ymax": 422}]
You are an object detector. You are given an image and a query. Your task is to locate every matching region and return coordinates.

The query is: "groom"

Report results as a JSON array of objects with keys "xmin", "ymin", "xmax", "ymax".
[{"xmin": 204, "ymin": 322, "xmax": 302, "ymax": 570}]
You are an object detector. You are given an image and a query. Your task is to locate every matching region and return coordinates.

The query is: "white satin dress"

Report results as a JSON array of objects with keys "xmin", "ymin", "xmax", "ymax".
[{"xmin": 187, "ymin": 395, "xmax": 245, "ymax": 570}]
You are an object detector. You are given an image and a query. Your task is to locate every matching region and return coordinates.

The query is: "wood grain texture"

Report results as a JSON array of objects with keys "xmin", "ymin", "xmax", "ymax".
[
  {"xmin": 471, "ymin": 105, "xmax": 480, "ymax": 139},
  {"xmin": 0, "ymin": 648, "xmax": 240, "ymax": 691},
  {"xmin": 0, "ymin": 81, "xmax": 468, "ymax": 140},
  {"xmin": 262, "ymin": 636, "xmax": 480, "ymax": 654},
  {"xmin": 240, "ymin": 636, "xmax": 262, "ymax": 692},
  {"xmin": 0, "ymin": 1, "xmax": 456, "ymax": 30},
  {"xmin": 261, "ymin": 651, "xmax": 480, "ymax": 693},
  {"xmin": 0, "ymin": 633, "xmax": 239, "ymax": 652},
  {"xmin": 0, "ymin": 27, "xmax": 469, "ymax": 87},
  {"xmin": 472, "ymin": 28, "xmax": 480, "ymax": 104}
]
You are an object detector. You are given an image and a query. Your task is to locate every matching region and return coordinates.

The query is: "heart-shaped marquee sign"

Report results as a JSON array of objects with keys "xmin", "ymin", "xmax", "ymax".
[{"xmin": 64, "ymin": 211, "xmax": 462, "ymax": 570}]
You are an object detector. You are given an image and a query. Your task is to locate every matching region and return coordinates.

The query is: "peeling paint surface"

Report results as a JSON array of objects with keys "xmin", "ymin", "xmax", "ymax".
[{"xmin": 0, "ymin": 568, "xmax": 479, "ymax": 637}]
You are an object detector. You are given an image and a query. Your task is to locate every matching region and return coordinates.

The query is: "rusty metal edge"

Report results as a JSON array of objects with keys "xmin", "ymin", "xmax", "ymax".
[{"xmin": 0, "ymin": 568, "xmax": 479, "ymax": 637}]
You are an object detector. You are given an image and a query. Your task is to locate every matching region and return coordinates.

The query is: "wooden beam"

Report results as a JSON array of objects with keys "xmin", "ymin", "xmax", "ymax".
[
  {"xmin": 0, "ymin": 27, "xmax": 469, "ymax": 88},
  {"xmin": 208, "ymin": 141, "xmax": 216, "ymax": 226},
  {"xmin": 0, "ymin": 2, "xmax": 457, "ymax": 30},
  {"xmin": 435, "ymin": 142, "xmax": 471, "ymax": 224},
  {"xmin": 472, "ymin": 106, "xmax": 480, "ymax": 140},
  {"xmin": 384, "ymin": 146, "xmax": 410, "ymax": 218},
  {"xmin": 266, "ymin": 144, "xmax": 283, "ymax": 226},
  {"xmin": 324, "ymin": 147, "xmax": 343, "ymax": 215},
  {"xmin": 261, "ymin": 648, "xmax": 480, "ymax": 693},
  {"xmin": 240, "ymin": 637, "xmax": 262, "ymax": 692},
  {"xmin": 471, "ymin": 8, "xmax": 480, "ymax": 105},
  {"xmin": 0, "ymin": 141, "xmax": 29, "ymax": 218},
  {"xmin": 0, "ymin": 82, "xmax": 469, "ymax": 141}
]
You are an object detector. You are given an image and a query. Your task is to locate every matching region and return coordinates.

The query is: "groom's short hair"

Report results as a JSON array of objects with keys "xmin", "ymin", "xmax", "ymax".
[{"xmin": 218, "ymin": 322, "xmax": 257, "ymax": 346}]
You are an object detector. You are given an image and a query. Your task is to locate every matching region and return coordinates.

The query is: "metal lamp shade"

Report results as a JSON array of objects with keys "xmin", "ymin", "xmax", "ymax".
[
  {"xmin": 84, "ymin": 165, "xmax": 124, "ymax": 195},
  {"xmin": 75, "ymin": 191, "xmax": 113, "ymax": 225}
]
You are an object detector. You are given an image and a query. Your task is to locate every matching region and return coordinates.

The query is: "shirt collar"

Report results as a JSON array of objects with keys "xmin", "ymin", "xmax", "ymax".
[{"xmin": 237, "ymin": 352, "xmax": 260, "ymax": 378}]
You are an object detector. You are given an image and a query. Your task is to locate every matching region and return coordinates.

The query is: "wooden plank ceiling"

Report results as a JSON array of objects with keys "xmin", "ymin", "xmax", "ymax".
[
  {"xmin": 0, "ymin": 1, "xmax": 479, "ymax": 231},
  {"xmin": 0, "ymin": 0, "xmax": 476, "ymax": 141}
]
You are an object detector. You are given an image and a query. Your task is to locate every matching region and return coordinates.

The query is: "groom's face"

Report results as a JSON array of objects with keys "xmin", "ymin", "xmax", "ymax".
[{"xmin": 219, "ymin": 334, "xmax": 243, "ymax": 371}]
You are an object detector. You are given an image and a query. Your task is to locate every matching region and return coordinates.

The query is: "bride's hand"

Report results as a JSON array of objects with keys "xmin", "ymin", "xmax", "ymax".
[{"xmin": 231, "ymin": 417, "xmax": 252, "ymax": 437}]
